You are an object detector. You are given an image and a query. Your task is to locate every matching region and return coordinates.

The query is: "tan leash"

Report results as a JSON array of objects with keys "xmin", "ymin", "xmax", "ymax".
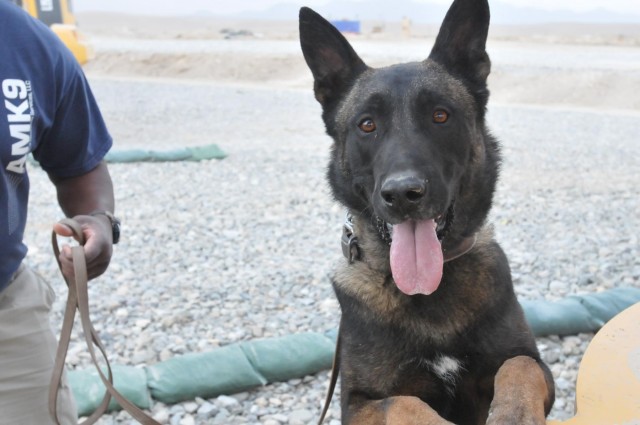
[
  {"xmin": 317, "ymin": 327, "xmax": 341, "ymax": 425},
  {"xmin": 49, "ymin": 218, "xmax": 161, "ymax": 425}
]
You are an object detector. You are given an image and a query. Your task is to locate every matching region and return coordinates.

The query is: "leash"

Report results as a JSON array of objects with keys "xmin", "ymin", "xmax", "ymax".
[
  {"xmin": 49, "ymin": 218, "xmax": 161, "ymax": 425},
  {"xmin": 320, "ymin": 214, "xmax": 478, "ymax": 424},
  {"xmin": 317, "ymin": 329, "xmax": 341, "ymax": 425}
]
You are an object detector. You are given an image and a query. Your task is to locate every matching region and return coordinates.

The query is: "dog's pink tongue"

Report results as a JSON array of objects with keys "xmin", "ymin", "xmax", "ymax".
[{"xmin": 390, "ymin": 219, "xmax": 444, "ymax": 295}]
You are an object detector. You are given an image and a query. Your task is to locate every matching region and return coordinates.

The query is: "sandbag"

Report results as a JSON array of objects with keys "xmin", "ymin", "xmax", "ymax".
[
  {"xmin": 145, "ymin": 344, "xmax": 266, "ymax": 404},
  {"xmin": 521, "ymin": 287, "xmax": 640, "ymax": 337},
  {"xmin": 66, "ymin": 290, "xmax": 640, "ymax": 417},
  {"xmin": 239, "ymin": 332, "xmax": 335, "ymax": 383},
  {"xmin": 67, "ymin": 365, "xmax": 150, "ymax": 416},
  {"xmin": 103, "ymin": 144, "xmax": 226, "ymax": 163}
]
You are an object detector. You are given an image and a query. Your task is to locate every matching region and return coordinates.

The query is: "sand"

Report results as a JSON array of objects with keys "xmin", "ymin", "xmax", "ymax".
[{"xmin": 76, "ymin": 12, "xmax": 640, "ymax": 113}]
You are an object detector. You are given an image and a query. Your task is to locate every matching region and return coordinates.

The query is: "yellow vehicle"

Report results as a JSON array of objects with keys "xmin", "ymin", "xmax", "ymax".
[{"xmin": 11, "ymin": 0, "xmax": 91, "ymax": 64}]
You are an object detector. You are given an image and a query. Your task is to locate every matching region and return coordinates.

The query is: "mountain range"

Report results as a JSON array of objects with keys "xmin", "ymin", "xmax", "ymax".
[{"xmin": 73, "ymin": 0, "xmax": 640, "ymax": 24}]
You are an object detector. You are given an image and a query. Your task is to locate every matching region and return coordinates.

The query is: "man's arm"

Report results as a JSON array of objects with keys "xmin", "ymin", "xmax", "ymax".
[{"xmin": 49, "ymin": 161, "xmax": 116, "ymax": 280}]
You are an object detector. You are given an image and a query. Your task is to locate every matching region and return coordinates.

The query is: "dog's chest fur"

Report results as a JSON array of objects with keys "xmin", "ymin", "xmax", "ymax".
[{"xmin": 332, "ymin": 221, "xmax": 508, "ymax": 407}]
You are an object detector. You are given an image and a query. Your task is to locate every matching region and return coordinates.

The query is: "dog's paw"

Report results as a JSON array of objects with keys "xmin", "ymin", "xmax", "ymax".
[
  {"xmin": 486, "ymin": 356, "xmax": 550, "ymax": 425},
  {"xmin": 486, "ymin": 405, "xmax": 546, "ymax": 425},
  {"xmin": 349, "ymin": 395, "xmax": 454, "ymax": 425},
  {"xmin": 382, "ymin": 396, "xmax": 454, "ymax": 425}
]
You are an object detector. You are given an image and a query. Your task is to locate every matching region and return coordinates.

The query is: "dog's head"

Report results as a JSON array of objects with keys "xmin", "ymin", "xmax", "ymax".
[{"xmin": 300, "ymin": 0, "xmax": 500, "ymax": 295}]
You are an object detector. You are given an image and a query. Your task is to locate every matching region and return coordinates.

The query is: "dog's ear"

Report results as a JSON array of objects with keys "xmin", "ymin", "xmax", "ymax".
[
  {"xmin": 299, "ymin": 7, "xmax": 367, "ymax": 106},
  {"xmin": 428, "ymin": 0, "xmax": 491, "ymax": 88}
]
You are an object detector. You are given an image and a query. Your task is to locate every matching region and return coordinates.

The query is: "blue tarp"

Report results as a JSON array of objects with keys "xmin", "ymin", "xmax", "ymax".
[{"xmin": 331, "ymin": 20, "xmax": 361, "ymax": 34}]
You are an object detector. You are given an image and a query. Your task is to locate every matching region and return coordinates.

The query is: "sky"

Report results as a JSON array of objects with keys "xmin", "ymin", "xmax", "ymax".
[
  {"xmin": 430, "ymin": 0, "xmax": 640, "ymax": 14},
  {"xmin": 73, "ymin": 0, "xmax": 640, "ymax": 20}
]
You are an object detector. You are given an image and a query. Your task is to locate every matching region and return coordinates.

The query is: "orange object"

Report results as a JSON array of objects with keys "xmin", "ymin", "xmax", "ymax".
[
  {"xmin": 549, "ymin": 302, "xmax": 640, "ymax": 424},
  {"xmin": 10, "ymin": 0, "xmax": 91, "ymax": 65},
  {"xmin": 50, "ymin": 23, "xmax": 93, "ymax": 65}
]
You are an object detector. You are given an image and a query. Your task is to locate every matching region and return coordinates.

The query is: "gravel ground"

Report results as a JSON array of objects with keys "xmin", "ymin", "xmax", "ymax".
[{"xmin": 22, "ymin": 71, "xmax": 640, "ymax": 424}]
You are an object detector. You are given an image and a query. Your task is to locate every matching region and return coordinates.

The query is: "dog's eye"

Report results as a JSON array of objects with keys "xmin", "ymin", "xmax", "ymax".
[
  {"xmin": 358, "ymin": 118, "xmax": 377, "ymax": 133},
  {"xmin": 433, "ymin": 110, "xmax": 449, "ymax": 124}
]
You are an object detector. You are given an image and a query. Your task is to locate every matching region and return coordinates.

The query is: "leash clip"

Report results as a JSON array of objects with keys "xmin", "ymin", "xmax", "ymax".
[{"xmin": 341, "ymin": 213, "xmax": 360, "ymax": 263}]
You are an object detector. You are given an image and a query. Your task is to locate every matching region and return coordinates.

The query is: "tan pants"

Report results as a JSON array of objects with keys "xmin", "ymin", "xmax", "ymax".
[{"xmin": 0, "ymin": 264, "xmax": 77, "ymax": 425}]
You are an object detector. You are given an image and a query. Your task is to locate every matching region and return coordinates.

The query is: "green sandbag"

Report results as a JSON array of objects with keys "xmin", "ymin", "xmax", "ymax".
[
  {"xmin": 67, "ymin": 365, "xmax": 150, "ymax": 416},
  {"xmin": 240, "ymin": 333, "xmax": 335, "ymax": 383},
  {"xmin": 66, "ymin": 290, "xmax": 640, "ymax": 418},
  {"xmin": 67, "ymin": 333, "xmax": 334, "ymax": 416},
  {"xmin": 104, "ymin": 149, "xmax": 153, "ymax": 163},
  {"xmin": 186, "ymin": 144, "xmax": 228, "ymax": 161},
  {"xmin": 146, "ymin": 344, "xmax": 266, "ymax": 404},
  {"xmin": 521, "ymin": 287, "xmax": 640, "ymax": 337},
  {"xmin": 104, "ymin": 144, "xmax": 226, "ymax": 163},
  {"xmin": 145, "ymin": 149, "xmax": 193, "ymax": 162}
]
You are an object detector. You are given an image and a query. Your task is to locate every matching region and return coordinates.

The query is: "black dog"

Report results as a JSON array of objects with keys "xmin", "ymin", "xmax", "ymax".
[{"xmin": 299, "ymin": 0, "xmax": 555, "ymax": 424}]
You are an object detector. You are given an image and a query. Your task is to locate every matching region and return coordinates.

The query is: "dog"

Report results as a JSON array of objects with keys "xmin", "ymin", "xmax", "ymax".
[{"xmin": 299, "ymin": 1, "xmax": 555, "ymax": 424}]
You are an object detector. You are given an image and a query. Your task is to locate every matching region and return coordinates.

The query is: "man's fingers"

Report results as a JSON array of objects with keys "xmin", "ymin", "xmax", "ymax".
[
  {"xmin": 53, "ymin": 222, "xmax": 72, "ymax": 236},
  {"xmin": 59, "ymin": 244, "xmax": 73, "ymax": 259},
  {"xmin": 57, "ymin": 245, "xmax": 74, "ymax": 278},
  {"xmin": 53, "ymin": 222, "xmax": 83, "ymax": 242}
]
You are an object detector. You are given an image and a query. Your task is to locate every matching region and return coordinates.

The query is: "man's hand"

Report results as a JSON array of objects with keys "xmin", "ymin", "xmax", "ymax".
[
  {"xmin": 53, "ymin": 213, "xmax": 113, "ymax": 280},
  {"xmin": 49, "ymin": 161, "xmax": 115, "ymax": 281}
]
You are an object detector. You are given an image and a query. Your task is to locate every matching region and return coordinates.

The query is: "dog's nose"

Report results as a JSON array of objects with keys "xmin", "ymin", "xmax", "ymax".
[{"xmin": 380, "ymin": 174, "xmax": 427, "ymax": 208}]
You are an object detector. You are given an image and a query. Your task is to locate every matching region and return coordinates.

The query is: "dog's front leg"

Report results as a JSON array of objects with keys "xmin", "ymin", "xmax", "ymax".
[
  {"xmin": 486, "ymin": 356, "xmax": 554, "ymax": 425},
  {"xmin": 348, "ymin": 395, "xmax": 454, "ymax": 425}
]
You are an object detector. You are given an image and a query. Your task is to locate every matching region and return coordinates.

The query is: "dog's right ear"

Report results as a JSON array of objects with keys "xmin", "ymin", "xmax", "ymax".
[{"xmin": 299, "ymin": 7, "xmax": 367, "ymax": 106}]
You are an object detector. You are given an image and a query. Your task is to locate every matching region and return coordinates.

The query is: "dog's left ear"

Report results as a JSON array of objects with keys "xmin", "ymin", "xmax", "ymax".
[
  {"xmin": 299, "ymin": 7, "xmax": 367, "ymax": 106},
  {"xmin": 428, "ymin": 0, "xmax": 491, "ymax": 88}
]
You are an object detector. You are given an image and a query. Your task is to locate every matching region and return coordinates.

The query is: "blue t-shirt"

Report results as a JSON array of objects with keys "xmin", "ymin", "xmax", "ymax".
[{"xmin": 0, "ymin": 2, "xmax": 112, "ymax": 290}]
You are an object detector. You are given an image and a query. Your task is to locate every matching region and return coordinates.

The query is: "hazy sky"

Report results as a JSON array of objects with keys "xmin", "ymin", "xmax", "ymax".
[{"xmin": 73, "ymin": 0, "xmax": 640, "ymax": 16}]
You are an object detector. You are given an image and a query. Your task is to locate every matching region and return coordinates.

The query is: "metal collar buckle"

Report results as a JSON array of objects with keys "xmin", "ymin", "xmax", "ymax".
[{"xmin": 341, "ymin": 214, "xmax": 360, "ymax": 263}]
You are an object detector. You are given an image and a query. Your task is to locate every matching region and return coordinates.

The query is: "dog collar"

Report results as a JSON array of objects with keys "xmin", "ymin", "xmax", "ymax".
[
  {"xmin": 341, "ymin": 212, "xmax": 477, "ymax": 264},
  {"xmin": 341, "ymin": 213, "xmax": 361, "ymax": 263}
]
